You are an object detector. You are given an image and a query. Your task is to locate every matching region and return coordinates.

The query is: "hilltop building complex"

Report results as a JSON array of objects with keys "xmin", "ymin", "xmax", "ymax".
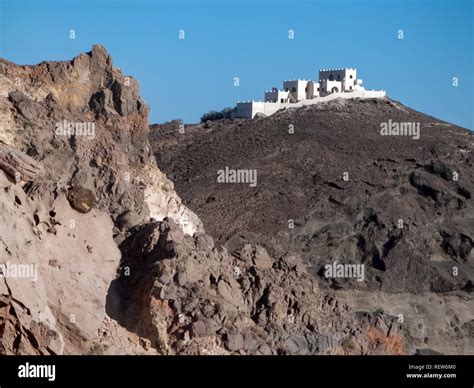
[{"xmin": 235, "ymin": 68, "xmax": 386, "ymax": 118}]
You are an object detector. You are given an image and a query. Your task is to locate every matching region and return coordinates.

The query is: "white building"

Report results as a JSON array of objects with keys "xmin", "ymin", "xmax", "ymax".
[
  {"xmin": 282, "ymin": 79, "xmax": 311, "ymax": 101},
  {"xmin": 235, "ymin": 68, "xmax": 385, "ymax": 118},
  {"xmin": 318, "ymin": 68, "xmax": 363, "ymax": 95},
  {"xmin": 265, "ymin": 88, "xmax": 290, "ymax": 103}
]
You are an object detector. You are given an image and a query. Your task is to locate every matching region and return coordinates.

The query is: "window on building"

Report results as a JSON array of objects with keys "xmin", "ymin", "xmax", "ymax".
[
  {"xmin": 329, "ymin": 75, "xmax": 334, "ymax": 81},
  {"xmin": 292, "ymin": 87, "xmax": 296, "ymax": 92},
  {"xmin": 350, "ymin": 75, "xmax": 353, "ymax": 79},
  {"xmin": 281, "ymin": 98, "xmax": 284, "ymax": 103},
  {"xmin": 337, "ymin": 75, "xmax": 340, "ymax": 80}
]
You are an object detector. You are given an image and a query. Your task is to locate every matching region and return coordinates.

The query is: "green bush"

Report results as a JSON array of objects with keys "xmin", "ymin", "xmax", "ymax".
[{"xmin": 200, "ymin": 107, "xmax": 235, "ymax": 123}]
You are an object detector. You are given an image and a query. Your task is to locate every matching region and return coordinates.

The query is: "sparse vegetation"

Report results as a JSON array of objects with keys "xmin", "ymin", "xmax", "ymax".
[
  {"xmin": 200, "ymin": 107, "xmax": 234, "ymax": 122},
  {"xmin": 87, "ymin": 341, "xmax": 108, "ymax": 355}
]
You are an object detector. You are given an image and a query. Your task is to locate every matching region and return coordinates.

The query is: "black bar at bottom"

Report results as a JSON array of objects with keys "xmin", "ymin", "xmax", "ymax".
[{"xmin": 0, "ymin": 355, "xmax": 472, "ymax": 387}]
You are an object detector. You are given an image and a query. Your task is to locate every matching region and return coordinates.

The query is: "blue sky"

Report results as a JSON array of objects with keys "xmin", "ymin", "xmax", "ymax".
[{"xmin": 0, "ymin": 0, "xmax": 472, "ymax": 128}]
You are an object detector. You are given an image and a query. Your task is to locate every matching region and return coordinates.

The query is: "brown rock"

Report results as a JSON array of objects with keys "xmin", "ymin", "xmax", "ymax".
[
  {"xmin": 225, "ymin": 332, "xmax": 244, "ymax": 352},
  {"xmin": 191, "ymin": 320, "xmax": 207, "ymax": 338},
  {"xmin": 0, "ymin": 142, "xmax": 45, "ymax": 182},
  {"xmin": 253, "ymin": 245, "xmax": 273, "ymax": 270},
  {"xmin": 195, "ymin": 233, "xmax": 215, "ymax": 251},
  {"xmin": 67, "ymin": 186, "xmax": 97, "ymax": 214}
]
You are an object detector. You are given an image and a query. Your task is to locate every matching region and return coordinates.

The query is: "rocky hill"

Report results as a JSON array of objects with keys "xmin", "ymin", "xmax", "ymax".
[
  {"xmin": 0, "ymin": 46, "xmax": 406, "ymax": 355},
  {"xmin": 150, "ymin": 98, "xmax": 474, "ymax": 354},
  {"xmin": 0, "ymin": 45, "xmax": 201, "ymax": 354}
]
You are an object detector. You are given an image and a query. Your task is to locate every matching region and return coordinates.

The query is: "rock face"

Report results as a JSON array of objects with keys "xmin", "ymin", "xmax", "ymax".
[
  {"xmin": 0, "ymin": 169, "xmax": 119, "ymax": 354},
  {"xmin": 0, "ymin": 46, "xmax": 201, "ymax": 354},
  {"xmin": 151, "ymin": 100, "xmax": 474, "ymax": 294},
  {"xmin": 109, "ymin": 218, "xmax": 403, "ymax": 355},
  {"xmin": 0, "ymin": 44, "xmax": 202, "ymax": 236},
  {"xmin": 150, "ymin": 98, "xmax": 474, "ymax": 354},
  {"xmin": 0, "ymin": 142, "xmax": 45, "ymax": 182}
]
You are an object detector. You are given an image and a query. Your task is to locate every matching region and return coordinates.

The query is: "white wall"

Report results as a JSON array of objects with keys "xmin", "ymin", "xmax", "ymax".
[
  {"xmin": 297, "ymin": 89, "xmax": 385, "ymax": 106},
  {"xmin": 321, "ymin": 79, "xmax": 343, "ymax": 93},
  {"xmin": 235, "ymin": 101, "xmax": 265, "ymax": 118},
  {"xmin": 313, "ymin": 82, "xmax": 321, "ymax": 97},
  {"xmin": 235, "ymin": 89, "xmax": 386, "ymax": 118},
  {"xmin": 319, "ymin": 68, "xmax": 359, "ymax": 92},
  {"xmin": 263, "ymin": 102, "xmax": 283, "ymax": 116},
  {"xmin": 265, "ymin": 89, "xmax": 290, "ymax": 103},
  {"xmin": 283, "ymin": 79, "xmax": 308, "ymax": 101},
  {"xmin": 235, "ymin": 102, "xmax": 257, "ymax": 118},
  {"xmin": 343, "ymin": 68, "xmax": 357, "ymax": 91}
]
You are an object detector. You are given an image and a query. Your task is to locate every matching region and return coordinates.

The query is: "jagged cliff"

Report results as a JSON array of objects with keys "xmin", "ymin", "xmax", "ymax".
[{"xmin": 0, "ymin": 45, "xmax": 202, "ymax": 354}]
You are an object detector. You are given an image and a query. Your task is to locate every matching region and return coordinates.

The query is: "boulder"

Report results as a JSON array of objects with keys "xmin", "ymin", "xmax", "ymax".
[{"xmin": 67, "ymin": 186, "xmax": 97, "ymax": 214}]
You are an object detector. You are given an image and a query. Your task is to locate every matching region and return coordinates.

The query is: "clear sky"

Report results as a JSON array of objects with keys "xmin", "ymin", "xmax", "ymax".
[{"xmin": 0, "ymin": 0, "xmax": 472, "ymax": 128}]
